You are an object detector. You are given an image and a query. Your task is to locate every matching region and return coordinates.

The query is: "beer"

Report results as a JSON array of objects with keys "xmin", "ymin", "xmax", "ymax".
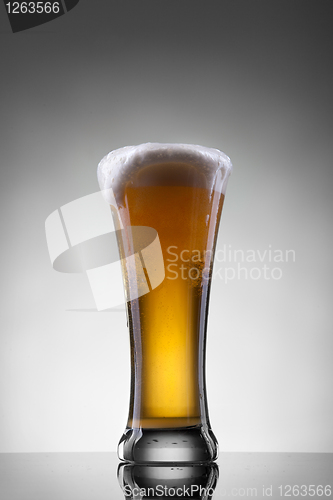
[{"xmin": 98, "ymin": 144, "xmax": 232, "ymax": 462}]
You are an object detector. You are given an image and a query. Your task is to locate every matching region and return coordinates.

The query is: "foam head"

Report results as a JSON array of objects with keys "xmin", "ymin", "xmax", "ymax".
[{"xmin": 97, "ymin": 143, "xmax": 233, "ymax": 207}]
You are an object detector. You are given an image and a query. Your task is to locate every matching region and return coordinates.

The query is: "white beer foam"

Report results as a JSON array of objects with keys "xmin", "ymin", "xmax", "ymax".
[{"xmin": 97, "ymin": 143, "xmax": 233, "ymax": 204}]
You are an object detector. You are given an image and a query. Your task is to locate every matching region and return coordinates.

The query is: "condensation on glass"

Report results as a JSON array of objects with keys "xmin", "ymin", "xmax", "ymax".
[{"xmin": 98, "ymin": 143, "xmax": 232, "ymax": 463}]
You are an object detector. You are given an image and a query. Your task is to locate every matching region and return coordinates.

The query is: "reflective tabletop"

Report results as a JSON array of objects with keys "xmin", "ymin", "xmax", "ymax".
[{"xmin": 0, "ymin": 452, "xmax": 332, "ymax": 499}]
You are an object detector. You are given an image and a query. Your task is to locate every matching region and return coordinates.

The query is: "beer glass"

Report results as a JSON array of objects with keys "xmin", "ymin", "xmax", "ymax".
[{"xmin": 98, "ymin": 143, "xmax": 232, "ymax": 463}]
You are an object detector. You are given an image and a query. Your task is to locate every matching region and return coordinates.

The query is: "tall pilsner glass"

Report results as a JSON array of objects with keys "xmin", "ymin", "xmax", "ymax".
[{"xmin": 98, "ymin": 143, "xmax": 232, "ymax": 463}]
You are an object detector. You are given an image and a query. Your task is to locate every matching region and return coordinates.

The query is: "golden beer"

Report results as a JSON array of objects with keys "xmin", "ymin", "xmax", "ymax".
[{"xmin": 98, "ymin": 144, "xmax": 232, "ymax": 463}]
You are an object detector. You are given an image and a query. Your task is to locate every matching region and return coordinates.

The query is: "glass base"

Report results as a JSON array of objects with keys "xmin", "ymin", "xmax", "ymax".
[{"xmin": 118, "ymin": 425, "xmax": 218, "ymax": 464}]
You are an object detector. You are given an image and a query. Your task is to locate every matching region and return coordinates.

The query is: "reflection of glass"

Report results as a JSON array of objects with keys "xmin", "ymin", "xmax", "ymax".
[
  {"xmin": 118, "ymin": 463, "xmax": 219, "ymax": 500},
  {"xmin": 98, "ymin": 143, "xmax": 232, "ymax": 463}
]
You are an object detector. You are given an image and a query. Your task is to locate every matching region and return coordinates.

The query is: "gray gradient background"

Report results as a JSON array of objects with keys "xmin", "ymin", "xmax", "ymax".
[{"xmin": 0, "ymin": 1, "xmax": 332, "ymax": 453}]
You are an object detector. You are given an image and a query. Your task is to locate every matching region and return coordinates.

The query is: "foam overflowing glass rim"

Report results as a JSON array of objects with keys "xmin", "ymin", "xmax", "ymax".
[{"xmin": 97, "ymin": 143, "xmax": 233, "ymax": 197}]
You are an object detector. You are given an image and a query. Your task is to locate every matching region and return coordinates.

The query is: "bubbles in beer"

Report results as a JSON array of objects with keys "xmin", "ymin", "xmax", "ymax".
[{"xmin": 98, "ymin": 144, "xmax": 232, "ymax": 430}]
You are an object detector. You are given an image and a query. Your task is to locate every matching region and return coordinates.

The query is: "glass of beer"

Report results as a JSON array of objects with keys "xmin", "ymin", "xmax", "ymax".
[{"xmin": 97, "ymin": 143, "xmax": 232, "ymax": 463}]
